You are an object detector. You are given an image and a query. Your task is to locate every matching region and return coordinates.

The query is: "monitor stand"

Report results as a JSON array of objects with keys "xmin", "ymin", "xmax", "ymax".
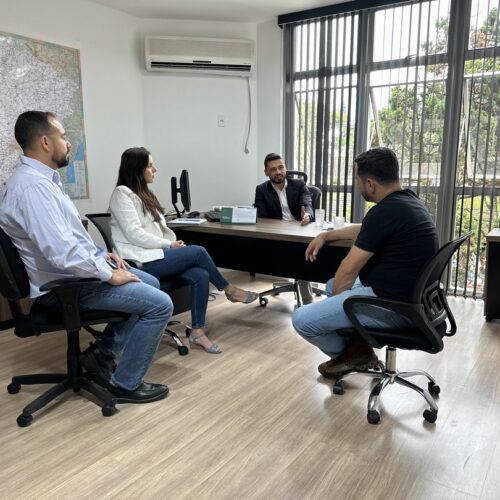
[{"xmin": 173, "ymin": 204, "xmax": 184, "ymax": 218}]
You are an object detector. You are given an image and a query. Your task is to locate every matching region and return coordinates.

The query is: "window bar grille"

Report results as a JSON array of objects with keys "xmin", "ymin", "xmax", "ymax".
[
  {"xmin": 320, "ymin": 17, "xmax": 333, "ymax": 211},
  {"xmin": 400, "ymin": 3, "xmax": 415, "ymax": 172},
  {"xmin": 453, "ymin": 77, "xmax": 473, "ymax": 296},
  {"xmin": 303, "ymin": 22, "xmax": 311, "ymax": 174},
  {"xmin": 328, "ymin": 16, "xmax": 339, "ymax": 218},
  {"xmin": 310, "ymin": 21, "xmax": 318, "ymax": 179},
  {"xmin": 339, "ymin": 15, "xmax": 350, "ymax": 217},
  {"xmin": 343, "ymin": 14, "xmax": 356, "ymax": 218},
  {"xmin": 314, "ymin": 18, "xmax": 327, "ymax": 192},
  {"xmin": 415, "ymin": 2, "xmax": 432, "ymax": 199},
  {"xmin": 408, "ymin": 3, "xmax": 424, "ymax": 188},
  {"xmin": 459, "ymin": 0, "xmax": 480, "ymax": 297},
  {"xmin": 487, "ymin": 5, "xmax": 500, "ymax": 249},
  {"xmin": 295, "ymin": 24, "xmax": 303, "ymax": 170},
  {"xmin": 336, "ymin": 16, "xmax": 347, "ymax": 215}
]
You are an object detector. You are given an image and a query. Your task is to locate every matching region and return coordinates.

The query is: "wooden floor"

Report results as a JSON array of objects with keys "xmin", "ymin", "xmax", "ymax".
[{"xmin": 0, "ymin": 271, "xmax": 499, "ymax": 500}]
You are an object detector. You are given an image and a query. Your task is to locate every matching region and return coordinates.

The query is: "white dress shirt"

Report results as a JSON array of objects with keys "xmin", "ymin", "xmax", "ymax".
[
  {"xmin": 109, "ymin": 185, "xmax": 177, "ymax": 263},
  {"xmin": 272, "ymin": 179, "xmax": 294, "ymax": 221},
  {"xmin": 0, "ymin": 156, "xmax": 112, "ymax": 297}
]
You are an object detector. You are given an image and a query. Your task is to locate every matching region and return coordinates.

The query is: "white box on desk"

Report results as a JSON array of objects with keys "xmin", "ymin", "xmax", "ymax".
[{"xmin": 220, "ymin": 206, "xmax": 257, "ymax": 224}]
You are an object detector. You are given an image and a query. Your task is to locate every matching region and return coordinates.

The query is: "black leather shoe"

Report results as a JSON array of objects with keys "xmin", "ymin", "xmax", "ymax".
[
  {"xmin": 108, "ymin": 382, "xmax": 169, "ymax": 404},
  {"xmin": 79, "ymin": 343, "xmax": 116, "ymax": 387}
]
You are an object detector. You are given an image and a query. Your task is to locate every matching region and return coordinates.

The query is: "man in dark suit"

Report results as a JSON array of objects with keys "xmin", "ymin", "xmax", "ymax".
[
  {"xmin": 254, "ymin": 153, "xmax": 315, "ymax": 303},
  {"xmin": 254, "ymin": 153, "xmax": 314, "ymax": 223}
]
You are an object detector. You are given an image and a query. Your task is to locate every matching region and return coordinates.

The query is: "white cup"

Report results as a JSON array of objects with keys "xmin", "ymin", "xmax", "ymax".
[
  {"xmin": 315, "ymin": 209, "xmax": 325, "ymax": 226},
  {"xmin": 334, "ymin": 216, "xmax": 345, "ymax": 229}
]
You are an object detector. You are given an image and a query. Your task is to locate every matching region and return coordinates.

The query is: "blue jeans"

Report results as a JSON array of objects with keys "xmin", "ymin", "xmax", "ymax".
[
  {"xmin": 292, "ymin": 278, "xmax": 410, "ymax": 358},
  {"xmin": 141, "ymin": 245, "xmax": 229, "ymax": 329},
  {"xmin": 39, "ymin": 268, "xmax": 173, "ymax": 390}
]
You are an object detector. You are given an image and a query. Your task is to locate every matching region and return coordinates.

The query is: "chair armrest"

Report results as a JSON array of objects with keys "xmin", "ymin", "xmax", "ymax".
[
  {"xmin": 40, "ymin": 277, "xmax": 101, "ymax": 292},
  {"xmin": 40, "ymin": 277, "xmax": 101, "ymax": 332},
  {"xmin": 344, "ymin": 296, "xmax": 424, "ymax": 321},
  {"xmin": 343, "ymin": 295, "xmax": 442, "ymax": 351}
]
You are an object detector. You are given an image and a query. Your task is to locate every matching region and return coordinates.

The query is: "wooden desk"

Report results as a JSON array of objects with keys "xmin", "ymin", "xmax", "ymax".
[
  {"xmin": 484, "ymin": 229, "xmax": 500, "ymax": 321},
  {"xmin": 170, "ymin": 219, "xmax": 352, "ymax": 283}
]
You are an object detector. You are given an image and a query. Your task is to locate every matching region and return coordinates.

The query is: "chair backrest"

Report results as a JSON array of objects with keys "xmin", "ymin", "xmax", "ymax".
[
  {"xmin": 86, "ymin": 214, "xmax": 192, "ymax": 316},
  {"xmin": 0, "ymin": 227, "xmax": 37, "ymax": 336},
  {"xmin": 286, "ymin": 170, "xmax": 308, "ymax": 183},
  {"xmin": 286, "ymin": 170, "xmax": 321, "ymax": 210},
  {"xmin": 0, "ymin": 227, "xmax": 30, "ymax": 301},
  {"xmin": 308, "ymin": 185, "xmax": 322, "ymax": 210},
  {"xmin": 343, "ymin": 231, "xmax": 472, "ymax": 353},
  {"xmin": 85, "ymin": 213, "xmax": 114, "ymax": 252},
  {"xmin": 411, "ymin": 231, "xmax": 472, "ymax": 330}
]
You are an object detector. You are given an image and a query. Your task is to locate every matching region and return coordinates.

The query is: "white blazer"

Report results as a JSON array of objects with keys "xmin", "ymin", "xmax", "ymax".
[{"xmin": 109, "ymin": 185, "xmax": 177, "ymax": 263}]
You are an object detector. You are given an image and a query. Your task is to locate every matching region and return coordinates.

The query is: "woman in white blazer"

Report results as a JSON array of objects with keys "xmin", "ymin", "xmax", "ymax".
[{"xmin": 109, "ymin": 147, "xmax": 258, "ymax": 354}]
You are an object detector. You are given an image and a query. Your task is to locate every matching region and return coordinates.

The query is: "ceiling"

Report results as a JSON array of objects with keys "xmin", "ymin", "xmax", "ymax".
[{"xmin": 85, "ymin": 0, "xmax": 345, "ymax": 23}]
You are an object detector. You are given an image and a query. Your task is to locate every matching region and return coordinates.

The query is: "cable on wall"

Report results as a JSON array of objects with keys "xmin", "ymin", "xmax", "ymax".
[{"xmin": 244, "ymin": 76, "xmax": 251, "ymax": 154}]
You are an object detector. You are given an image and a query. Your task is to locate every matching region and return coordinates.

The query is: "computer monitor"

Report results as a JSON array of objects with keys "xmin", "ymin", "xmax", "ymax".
[{"xmin": 171, "ymin": 169, "xmax": 191, "ymax": 217}]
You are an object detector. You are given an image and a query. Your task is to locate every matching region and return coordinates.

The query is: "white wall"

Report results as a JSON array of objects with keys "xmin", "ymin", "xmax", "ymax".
[
  {"xmin": 0, "ymin": 0, "xmax": 145, "ymax": 228},
  {"xmin": 137, "ymin": 19, "xmax": 259, "ymax": 211},
  {"xmin": 1, "ymin": 1, "xmax": 286, "ymax": 224},
  {"xmin": 257, "ymin": 20, "xmax": 283, "ymax": 184}
]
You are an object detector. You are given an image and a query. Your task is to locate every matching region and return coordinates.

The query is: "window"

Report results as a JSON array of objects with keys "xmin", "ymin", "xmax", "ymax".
[
  {"xmin": 369, "ymin": 1, "xmax": 450, "ymax": 222},
  {"xmin": 452, "ymin": 0, "xmax": 500, "ymax": 297},
  {"xmin": 284, "ymin": 13, "xmax": 358, "ymax": 220},
  {"xmin": 282, "ymin": 0, "xmax": 500, "ymax": 297}
]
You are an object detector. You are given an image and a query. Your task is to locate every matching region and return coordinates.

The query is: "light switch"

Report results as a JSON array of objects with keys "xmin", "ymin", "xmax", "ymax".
[{"xmin": 218, "ymin": 115, "xmax": 226, "ymax": 127}]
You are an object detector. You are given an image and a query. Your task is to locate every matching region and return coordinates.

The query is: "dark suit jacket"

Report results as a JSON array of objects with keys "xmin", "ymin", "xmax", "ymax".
[{"xmin": 254, "ymin": 178, "xmax": 314, "ymax": 221}]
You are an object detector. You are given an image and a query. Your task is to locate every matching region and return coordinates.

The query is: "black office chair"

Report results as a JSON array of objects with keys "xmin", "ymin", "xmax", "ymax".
[
  {"xmin": 286, "ymin": 171, "xmax": 322, "ymax": 211},
  {"xmin": 0, "ymin": 227, "xmax": 128, "ymax": 427},
  {"xmin": 86, "ymin": 213, "xmax": 192, "ymax": 355},
  {"xmin": 332, "ymin": 232, "xmax": 472, "ymax": 425},
  {"xmin": 258, "ymin": 170, "xmax": 325, "ymax": 308}
]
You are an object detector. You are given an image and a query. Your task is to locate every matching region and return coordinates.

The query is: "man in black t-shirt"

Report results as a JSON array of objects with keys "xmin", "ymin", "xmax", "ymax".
[{"xmin": 292, "ymin": 148, "xmax": 438, "ymax": 379}]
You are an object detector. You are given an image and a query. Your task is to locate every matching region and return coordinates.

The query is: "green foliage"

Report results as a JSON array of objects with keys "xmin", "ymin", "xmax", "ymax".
[{"xmin": 370, "ymin": 7, "xmax": 500, "ymax": 296}]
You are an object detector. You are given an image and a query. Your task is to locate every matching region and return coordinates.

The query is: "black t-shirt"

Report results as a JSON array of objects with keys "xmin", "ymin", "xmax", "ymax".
[{"xmin": 355, "ymin": 189, "xmax": 438, "ymax": 301}]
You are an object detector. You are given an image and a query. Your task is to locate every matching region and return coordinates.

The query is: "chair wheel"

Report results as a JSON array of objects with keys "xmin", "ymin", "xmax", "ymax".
[
  {"xmin": 333, "ymin": 381, "xmax": 344, "ymax": 395},
  {"xmin": 7, "ymin": 383, "xmax": 21, "ymax": 394},
  {"xmin": 259, "ymin": 297, "xmax": 268, "ymax": 307},
  {"xmin": 367, "ymin": 410, "xmax": 380, "ymax": 424},
  {"xmin": 423, "ymin": 408, "xmax": 438, "ymax": 423},
  {"xmin": 185, "ymin": 327, "xmax": 191, "ymax": 338},
  {"xmin": 102, "ymin": 405, "xmax": 117, "ymax": 417},
  {"xmin": 428, "ymin": 382, "xmax": 440, "ymax": 396},
  {"xmin": 17, "ymin": 414, "xmax": 33, "ymax": 427},
  {"xmin": 178, "ymin": 345, "xmax": 189, "ymax": 356}
]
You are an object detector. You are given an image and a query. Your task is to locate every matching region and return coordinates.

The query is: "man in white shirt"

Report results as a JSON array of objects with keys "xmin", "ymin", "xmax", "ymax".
[
  {"xmin": 254, "ymin": 153, "xmax": 315, "ymax": 304},
  {"xmin": 0, "ymin": 111, "xmax": 173, "ymax": 403}
]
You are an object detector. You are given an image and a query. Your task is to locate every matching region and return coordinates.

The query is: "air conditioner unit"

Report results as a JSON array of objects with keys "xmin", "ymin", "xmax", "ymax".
[{"xmin": 145, "ymin": 36, "xmax": 255, "ymax": 76}]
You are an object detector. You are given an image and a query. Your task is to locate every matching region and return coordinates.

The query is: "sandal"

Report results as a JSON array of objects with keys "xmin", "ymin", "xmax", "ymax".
[
  {"xmin": 225, "ymin": 288, "xmax": 259, "ymax": 304},
  {"xmin": 189, "ymin": 333, "xmax": 222, "ymax": 354}
]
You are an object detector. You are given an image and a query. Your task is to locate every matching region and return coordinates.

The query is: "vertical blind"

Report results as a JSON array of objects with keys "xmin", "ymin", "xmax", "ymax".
[
  {"xmin": 452, "ymin": 0, "xmax": 500, "ymax": 297},
  {"xmin": 283, "ymin": 13, "xmax": 358, "ymax": 220},
  {"xmin": 282, "ymin": 0, "xmax": 500, "ymax": 297}
]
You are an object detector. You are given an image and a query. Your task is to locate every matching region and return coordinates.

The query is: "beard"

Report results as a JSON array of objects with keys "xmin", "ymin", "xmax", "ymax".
[
  {"xmin": 270, "ymin": 175, "xmax": 285, "ymax": 185},
  {"xmin": 53, "ymin": 150, "xmax": 70, "ymax": 168}
]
